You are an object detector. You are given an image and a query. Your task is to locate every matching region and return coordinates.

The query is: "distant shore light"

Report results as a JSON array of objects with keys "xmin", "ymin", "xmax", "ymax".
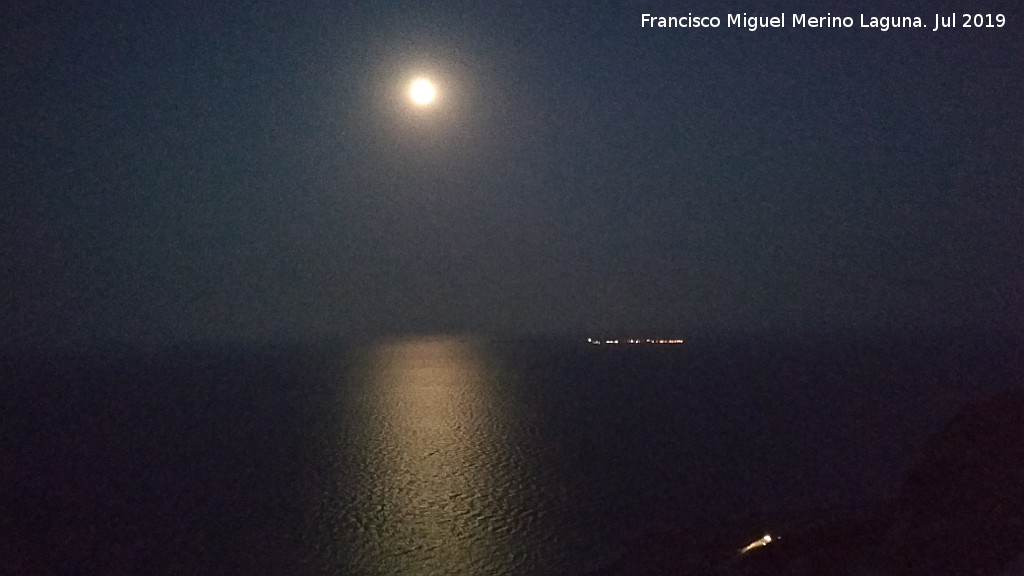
[{"xmin": 586, "ymin": 338, "xmax": 684, "ymax": 345}]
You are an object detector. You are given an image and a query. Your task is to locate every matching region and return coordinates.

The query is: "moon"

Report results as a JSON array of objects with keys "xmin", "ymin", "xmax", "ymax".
[{"xmin": 409, "ymin": 78, "xmax": 437, "ymax": 106}]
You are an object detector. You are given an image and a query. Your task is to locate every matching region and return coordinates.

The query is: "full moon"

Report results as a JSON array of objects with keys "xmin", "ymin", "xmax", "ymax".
[{"xmin": 409, "ymin": 78, "xmax": 437, "ymax": 105}]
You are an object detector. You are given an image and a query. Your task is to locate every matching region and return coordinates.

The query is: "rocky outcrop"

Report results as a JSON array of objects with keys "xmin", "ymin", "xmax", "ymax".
[
  {"xmin": 591, "ymin": 387, "xmax": 1024, "ymax": 575},
  {"xmin": 889, "ymin": 387, "xmax": 1024, "ymax": 575}
]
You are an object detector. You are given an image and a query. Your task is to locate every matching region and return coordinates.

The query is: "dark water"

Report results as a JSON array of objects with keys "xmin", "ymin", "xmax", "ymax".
[{"xmin": 2, "ymin": 334, "xmax": 1020, "ymax": 574}]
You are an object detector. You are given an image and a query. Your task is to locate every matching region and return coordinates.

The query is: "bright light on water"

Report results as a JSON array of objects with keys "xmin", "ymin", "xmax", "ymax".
[
  {"xmin": 338, "ymin": 337, "xmax": 537, "ymax": 574},
  {"xmin": 738, "ymin": 533, "xmax": 776, "ymax": 554}
]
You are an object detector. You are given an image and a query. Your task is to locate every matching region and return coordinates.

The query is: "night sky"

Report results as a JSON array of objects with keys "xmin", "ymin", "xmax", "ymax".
[{"xmin": 3, "ymin": 0, "xmax": 1022, "ymax": 347}]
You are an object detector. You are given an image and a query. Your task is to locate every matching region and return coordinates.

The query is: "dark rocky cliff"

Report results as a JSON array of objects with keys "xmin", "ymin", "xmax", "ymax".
[{"xmin": 591, "ymin": 387, "xmax": 1024, "ymax": 576}]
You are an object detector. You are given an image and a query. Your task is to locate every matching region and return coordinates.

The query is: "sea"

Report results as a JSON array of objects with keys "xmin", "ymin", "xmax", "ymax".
[{"xmin": 2, "ymin": 332, "xmax": 1020, "ymax": 574}]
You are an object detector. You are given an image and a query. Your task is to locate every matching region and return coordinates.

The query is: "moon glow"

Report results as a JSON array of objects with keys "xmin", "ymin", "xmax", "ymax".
[{"xmin": 409, "ymin": 78, "xmax": 437, "ymax": 105}]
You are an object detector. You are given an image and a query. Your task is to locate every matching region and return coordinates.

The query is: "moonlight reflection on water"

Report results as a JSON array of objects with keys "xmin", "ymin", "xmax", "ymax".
[{"xmin": 336, "ymin": 337, "xmax": 540, "ymax": 575}]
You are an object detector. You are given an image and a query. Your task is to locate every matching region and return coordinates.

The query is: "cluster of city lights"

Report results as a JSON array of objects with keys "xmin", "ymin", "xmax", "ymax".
[{"xmin": 586, "ymin": 338, "xmax": 685, "ymax": 345}]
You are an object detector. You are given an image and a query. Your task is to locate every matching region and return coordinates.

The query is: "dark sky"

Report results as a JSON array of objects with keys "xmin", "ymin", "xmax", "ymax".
[{"xmin": 3, "ymin": 0, "xmax": 1022, "ymax": 346}]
